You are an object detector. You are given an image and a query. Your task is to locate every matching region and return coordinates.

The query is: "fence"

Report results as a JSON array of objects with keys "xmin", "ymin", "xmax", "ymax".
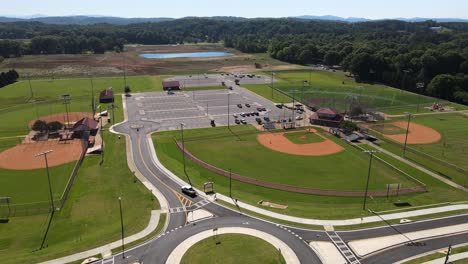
[{"xmin": 175, "ymin": 140, "xmax": 426, "ymax": 197}]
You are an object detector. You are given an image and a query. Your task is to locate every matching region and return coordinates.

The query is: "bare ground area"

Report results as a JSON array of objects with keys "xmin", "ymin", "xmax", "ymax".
[
  {"xmin": 0, "ymin": 44, "xmax": 298, "ymax": 77},
  {"xmin": 257, "ymin": 128, "xmax": 344, "ymax": 156},
  {"xmin": 0, "ymin": 139, "xmax": 83, "ymax": 170},
  {"xmin": 28, "ymin": 112, "xmax": 94, "ymax": 128},
  {"xmin": 366, "ymin": 122, "xmax": 442, "ymax": 144}
]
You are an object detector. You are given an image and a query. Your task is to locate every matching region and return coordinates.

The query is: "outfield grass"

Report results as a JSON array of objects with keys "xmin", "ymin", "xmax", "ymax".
[
  {"xmin": 243, "ymin": 70, "xmax": 468, "ymax": 115},
  {"xmin": 181, "ymin": 126, "xmax": 415, "ymax": 191},
  {"xmin": 283, "ymin": 131, "xmax": 325, "ymax": 144},
  {"xmin": 153, "ymin": 126, "xmax": 468, "ymax": 219},
  {"xmin": 181, "ymin": 234, "xmax": 285, "ymax": 264},
  {"xmin": 0, "ymin": 96, "xmax": 157, "ymax": 264}
]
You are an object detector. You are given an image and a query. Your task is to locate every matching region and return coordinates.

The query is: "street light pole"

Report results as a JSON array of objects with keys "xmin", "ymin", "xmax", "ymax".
[
  {"xmin": 180, "ymin": 123, "xmax": 193, "ymax": 186},
  {"xmin": 416, "ymin": 83, "xmax": 424, "ymax": 113},
  {"xmin": 227, "ymin": 92, "xmax": 230, "ymax": 128},
  {"xmin": 61, "ymin": 94, "xmax": 71, "ymax": 130},
  {"xmin": 118, "ymin": 197, "xmax": 125, "ymax": 259},
  {"xmin": 271, "ymin": 72, "xmax": 274, "ymax": 99},
  {"xmin": 403, "ymin": 112, "xmax": 413, "ymax": 157},
  {"xmin": 89, "ymin": 74, "xmax": 95, "ymax": 116},
  {"xmin": 229, "ymin": 168, "xmax": 232, "ymax": 197},
  {"xmin": 35, "ymin": 150, "xmax": 55, "ymax": 250},
  {"xmin": 363, "ymin": 150, "xmax": 378, "ymax": 210},
  {"xmin": 27, "ymin": 74, "xmax": 34, "ymax": 99}
]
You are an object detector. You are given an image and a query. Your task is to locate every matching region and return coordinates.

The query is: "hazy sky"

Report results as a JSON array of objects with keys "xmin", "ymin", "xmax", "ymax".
[{"xmin": 2, "ymin": 0, "xmax": 468, "ymax": 19}]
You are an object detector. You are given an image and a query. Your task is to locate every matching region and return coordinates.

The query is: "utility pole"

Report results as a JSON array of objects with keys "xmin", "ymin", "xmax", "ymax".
[
  {"xmin": 444, "ymin": 244, "xmax": 452, "ymax": 264},
  {"xmin": 227, "ymin": 92, "xmax": 231, "ymax": 128},
  {"xmin": 123, "ymin": 55, "xmax": 127, "ymax": 89},
  {"xmin": 229, "ymin": 169, "xmax": 232, "ymax": 197},
  {"xmin": 180, "ymin": 123, "xmax": 193, "ymax": 186},
  {"xmin": 89, "ymin": 74, "xmax": 95, "ymax": 116},
  {"xmin": 61, "ymin": 94, "xmax": 71, "ymax": 130},
  {"xmin": 363, "ymin": 150, "xmax": 378, "ymax": 210},
  {"xmin": 403, "ymin": 112, "xmax": 413, "ymax": 157},
  {"xmin": 301, "ymin": 80, "xmax": 307, "ymax": 104},
  {"xmin": 118, "ymin": 197, "xmax": 125, "ymax": 259},
  {"xmin": 35, "ymin": 150, "xmax": 55, "ymax": 250},
  {"xmin": 27, "ymin": 74, "xmax": 34, "ymax": 99},
  {"xmin": 271, "ymin": 72, "xmax": 275, "ymax": 99},
  {"xmin": 416, "ymin": 83, "xmax": 424, "ymax": 113},
  {"xmin": 99, "ymin": 107, "xmax": 104, "ymax": 165}
]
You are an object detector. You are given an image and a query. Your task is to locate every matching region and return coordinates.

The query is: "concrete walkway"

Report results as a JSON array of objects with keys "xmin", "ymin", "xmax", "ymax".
[
  {"xmin": 309, "ymin": 241, "xmax": 346, "ymax": 264},
  {"xmin": 38, "ymin": 210, "xmax": 161, "ymax": 264},
  {"xmin": 165, "ymin": 227, "xmax": 300, "ymax": 264},
  {"xmin": 369, "ymin": 143, "xmax": 468, "ymax": 192}
]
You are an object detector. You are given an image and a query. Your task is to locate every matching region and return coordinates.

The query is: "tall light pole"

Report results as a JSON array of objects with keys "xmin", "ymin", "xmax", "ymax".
[
  {"xmin": 123, "ymin": 55, "xmax": 127, "ymax": 89},
  {"xmin": 363, "ymin": 150, "xmax": 378, "ymax": 211},
  {"xmin": 227, "ymin": 92, "xmax": 231, "ymax": 128},
  {"xmin": 61, "ymin": 94, "xmax": 71, "ymax": 130},
  {"xmin": 27, "ymin": 74, "xmax": 34, "ymax": 99},
  {"xmin": 271, "ymin": 72, "xmax": 275, "ymax": 99},
  {"xmin": 229, "ymin": 169, "xmax": 232, "ymax": 197},
  {"xmin": 118, "ymin": 197, "xmax": 125, "ymax": 259},
  {"xmin": 301, "ymin": 80, "xmax": 308, "ymax": 104},
  {"xmin": 180, "ymin": 123, "xmax": 193, "ymax": 187},
  {"xmin": 403, "ymin": 112, "xmax": 413, "ymax": 157},
  {"xmin": 89, "ymin": 74, "xmax": 95, "ymax": 116},
  {"xmin": 416, "ymin": 83, "xmax": 424, "ymax": 113},
  {"xmin": 35, "ymin": 150, "xmax": 55, "ymax": 250}
]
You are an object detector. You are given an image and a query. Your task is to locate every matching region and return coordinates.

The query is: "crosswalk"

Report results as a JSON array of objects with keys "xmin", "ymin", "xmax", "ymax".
[
  {"xmin": 169, "ymin": 199, "xmax": 210, "ymax": 214},
  {"xmin": 326, "ymin": 230, "xmax": 361, "ymax": 264}
]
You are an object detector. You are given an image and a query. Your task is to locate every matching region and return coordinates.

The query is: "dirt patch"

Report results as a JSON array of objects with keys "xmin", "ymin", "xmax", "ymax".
[
  {"xmin": 257, "ymin": 128, "xmax": 344, "ymax": 156},
  {"xmin": 28, "ymin": 112, "xmax": 93, "ymax": 128},
  {"xmin": 216, "ymin": 64, "xmax": 302, "ymax": 73},
  {"xmin": 0, "ymin": 139, "xmax": 83, "ymax": 170},
  {"xmin": 374, "ymin": 122, "xmax": 441, "ymax": 144},
  {"xmin": 299, "ymin": 135, "xmax": 308, "ymax": 141}
]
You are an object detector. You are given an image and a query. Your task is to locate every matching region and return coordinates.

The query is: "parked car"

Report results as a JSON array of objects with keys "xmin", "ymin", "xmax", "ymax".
[
  {"xmin": 241, "ymin": 119, "xmax": 247, "ymax": 124},
  {"xmin": 240, "ymin": 112, "xmax": 246, "ymax": 117},
  {"xmin": 237, "ymin": 104, "xmax": 242, "ymax": 108},
  {"xmin": 296, "ymin": 116, "xmax": 304, "ymax": 120},
  {"xmin": 245, "ymin": 112, "xmax": 251, "ymax": 117},
  {"xmin": 263, "ymin": 116, "xmax": 271, "ymax": 122},
  {"xmin": 181, "ymin": 185, "xmax": 197, "ymax": 197},
  {"xmin": 256, "ymin": 107, "xmax": 263, "ymax": 112},
  {"xmin": 167, "ymin": 91, "xmax": 174, "ymax": 95},
  {"xmin": 235, "ymin": 119, "xmax": 241, "ymax": 124},
  {"xmin": 210, "ymin": 120, "xmax": 216, "ymax": 127},
  {"xmin": 255, "ymin": 117, "xmax": 262, "ymax": 124},
  {"xmin": 245, "ymin": 103, "xmax": 250, "ymax": 108},
  {"xmin": 253, "ymin": 112, "xmax": 259, "ymax": 116},
  {"xmin": 250, "ymin": 112, "xmax": 256, "ymax": 116},
  {"xmin": 233, "ymin": 113, "xmax": 238, "ymax": 118},
  {"xmin": 229, "ymin": 86, "xmax": 233, "ymax": 90},
  {"xmin": 275, "ymin": 104, "xmax": 283, "ymax": 109}
]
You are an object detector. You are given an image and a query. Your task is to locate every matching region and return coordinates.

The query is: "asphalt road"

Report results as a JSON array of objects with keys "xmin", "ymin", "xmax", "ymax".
[{"xmin": 110, "ymin": 76, "xmax": 468, "ymax": 264}]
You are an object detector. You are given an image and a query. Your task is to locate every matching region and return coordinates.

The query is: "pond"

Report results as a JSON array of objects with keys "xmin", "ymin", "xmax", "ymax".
[{"xmin": 139, "ymin": 52, "xmax": 233, "ymax": 59}]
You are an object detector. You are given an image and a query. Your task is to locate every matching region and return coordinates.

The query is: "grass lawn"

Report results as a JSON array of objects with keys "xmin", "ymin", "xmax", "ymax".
[
  {"xmin": 243, "ymin": 70, "xmax": 468, "ymax": 115},
  {"xmin": 181, "ymin": 234, "xmax": 285, "ymax": 264},
  {"xmin": 0, "ymin": 96, "xmax": 157, "ymax": 264},
  {"xmin": 403, "ymin": 244, "xmax": 468, "ymax": 264},
  {"xmin": 283, "ymin": 131, "xmax": 325, "ymax": 144},
  {"xmin": 180, "ymin": 126, "xmax": 415, "ymax": 191},
  {"xmin": 153, "ymin": 125, "xmax": 468, "ymax": 219}
]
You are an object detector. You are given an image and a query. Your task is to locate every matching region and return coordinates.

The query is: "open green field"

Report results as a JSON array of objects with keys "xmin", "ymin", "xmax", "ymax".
[
  {"xmin": 375, "ymin": 113, "xmax": 468, "ymax": 187},
  {"xmin": 0, "ymin": 75, "xmax": 167, "ymax": 137},
  {"xmin": 0, "ymin": 96, "xmax": 157, "ymax": 263},
  {"xmin": 243, "ymin": 70, "xmax": 468, "ymax": 115},
  {"xmin": 181, "ymin": 234, "xmax": 285, "ymax": 264},
  {"xmin": 283, "ymin": 131, "xmax": 325, "ymax": 144},
  {"xmin": 153, "ymin": 125, "xmax": 468, "ymax": 219},
  {"xmin": 182, "ymin": 126, "xmax": 416, "ymax": 191}
]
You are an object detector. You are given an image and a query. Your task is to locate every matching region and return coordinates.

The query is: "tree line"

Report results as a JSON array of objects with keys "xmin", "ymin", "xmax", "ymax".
[{"xmin": 0, "ymin": 69, "xmax": 19, "ymax": 88}]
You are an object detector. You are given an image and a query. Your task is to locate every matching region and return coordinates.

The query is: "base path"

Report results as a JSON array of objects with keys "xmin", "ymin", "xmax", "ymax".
[
  {"xmin": 165, "ymin": 227, "xmax": 300, "ymax": 264},
  {"xmin": 257, "ymin": 128, "xmax": 344, "ymax": 156},
  {"xmin": 28, "ymin": 112, "xmax": 94, "ymax": 128},
  {"xmin": 0, "ymin": 139, "xmax": 84, "ymax": 170}
]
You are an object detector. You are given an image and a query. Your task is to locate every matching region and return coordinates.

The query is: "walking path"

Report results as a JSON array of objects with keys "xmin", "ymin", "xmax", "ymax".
[
  {"xmin": 386, "ymin": 110, "xmax": 468, "ymax": 118},
  {"xmin": 165, "ymin": 227, "xmax": 300, "ymax": 264},
  {"xmin": 368, "ymin": 142, "xmax": 468, "ymax": 192},
  {"xmin": 423, "ymin": 252, "xmax": 468, "ymax": 264}
]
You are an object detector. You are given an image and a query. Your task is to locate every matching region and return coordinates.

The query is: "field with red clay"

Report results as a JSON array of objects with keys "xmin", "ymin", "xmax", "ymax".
[
  {"xmin": 370, "ymin": 122, "xmax": 441, "ymax": 144},
  {"xmin": 257, "ymin": 128, "xmax": 344, "ymax": 156},
  {"xmin": 0, "ymin": 139, "xmax": 83, "ymax": 170},
  {"xmin": 28, "ymin": 112, "xmax": 93, "ymax": 128}
]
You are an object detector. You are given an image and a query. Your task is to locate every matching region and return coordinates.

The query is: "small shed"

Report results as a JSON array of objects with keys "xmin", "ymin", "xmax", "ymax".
[
  {"xmin": 162, "ymin": 81, "xmax": 181, "ymax": 91},
  {"xmin": 72, "ymin": 117, "xmax": 99, "ymax": 137},
  {"xmin": 99, "ymin": 88, "xmax": 114, "ymax": 103}
]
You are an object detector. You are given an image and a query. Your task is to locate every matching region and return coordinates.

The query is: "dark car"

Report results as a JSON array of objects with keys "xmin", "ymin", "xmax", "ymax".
[
  {"xmin": 235, "ymin": 119, "xmax": 241, "ymax": 124},
  {"xmin": 237, "ymin": 104, "xmax": 242, "ymax": 108},
  {"xmin": 253, "ymin": 112, "xmax": 259, "ymax": 116},
  {"xmin": 255, "ymin": 117, "xmax": 262, "ymax": 124},
  {"xmin": 256, "ymin": 107, "xmax": 263, "ymax": 112},
  {"xmin": 245, "ymin": 103, "xmax": 250, "ymax": 108},
  {"xmin": 181, "ymin": 185, "xmax": 197, "ymax": 197},
  {"xmin": 275, "ymin": 104, "xmax": 283, "ymax": 109},
  {"xmin": 245, "ymin": 112, "xmax": 251, "ymax": 117},
  {"xmin": 210, "ymin": 120, "xmax": 216, "ymax": 127},
  {"xmin": 263, "ymin": 116, "xmax": 271, "ymax": 122},
  {"xmin": 229, "ymin": 86, "xmax": 233, "ymax": 90}
]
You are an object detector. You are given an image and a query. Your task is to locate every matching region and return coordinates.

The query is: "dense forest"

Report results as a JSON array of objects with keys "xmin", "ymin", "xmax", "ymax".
[
  {"xmin": 0, "ymin": 69, "xmax": 19, "ymax": 88},
  {"xmin": 0, "ymin": 18, "xmax": 467, "ymax": 103}
]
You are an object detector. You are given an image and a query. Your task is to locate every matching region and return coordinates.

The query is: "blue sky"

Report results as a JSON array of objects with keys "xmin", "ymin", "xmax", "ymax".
[{"xmin": 2, "ymin": 0, "xmax": 468, "ymax": 19}]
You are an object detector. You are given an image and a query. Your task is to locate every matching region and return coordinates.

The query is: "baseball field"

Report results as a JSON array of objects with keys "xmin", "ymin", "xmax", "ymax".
[
  {"xmin": 368, "ymin": 112, "xmax": 468, "ymax": 187},
  {"xmin": 242, "ymin": 70, "xmax": 468, "ymax": 115},
  {"xmin": 153, "ymin": 125, "xmax": 468, "ymax": 219}
]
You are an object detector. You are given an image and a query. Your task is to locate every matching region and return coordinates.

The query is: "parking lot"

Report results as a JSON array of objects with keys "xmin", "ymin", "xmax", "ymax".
[{"xmin": 126, "ymin": 85, "xmax": 301, "ymax": 131}]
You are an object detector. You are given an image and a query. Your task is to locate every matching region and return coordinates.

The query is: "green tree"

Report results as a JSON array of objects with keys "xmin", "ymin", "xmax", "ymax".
[
  {"xmin": 427, "ymin": 74, "xmax": 457, "ymax": 100},
  {"xmin": 46, "ymin": 121, "xmax": 63, "ymax": 132},
  {"xmin": 32, "ymin": 120, "xmax": 47, "ymax": 132}
]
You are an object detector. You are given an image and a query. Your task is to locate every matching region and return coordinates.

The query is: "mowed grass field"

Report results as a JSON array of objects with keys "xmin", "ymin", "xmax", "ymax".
[
  {"xmin": 181, "ymin": 126, "xmax": 415, "ymax": 191},
  {"xmin": 376, "ymin": 113, "xmax": 468, "ymax": 187},
  {"xmin": 181, "ymin": 234, "xmax": 285, "ymax": 264},
  {"xmin": 0, "ymin": 75, "xmax": 168, "ymax": 137},
  {"xmin": 243, "ymin": 70, "xmax": 468, "ymax": 115},
  {"xmin": 153, "ymin": 125, "xmax": 468, "ymax": 219},
  {"xmin": 283, "ymin": 131, "xmax": 325, "ymax": 144}
]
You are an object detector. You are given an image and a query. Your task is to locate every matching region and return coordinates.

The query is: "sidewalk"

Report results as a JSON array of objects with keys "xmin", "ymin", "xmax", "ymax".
[{"xmin": 165, "ymin": 227, "xmax": 300, "ymax": 264}]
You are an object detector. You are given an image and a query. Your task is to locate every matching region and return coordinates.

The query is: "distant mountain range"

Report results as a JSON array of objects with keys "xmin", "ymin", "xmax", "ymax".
[{"xmin": 0, "ymin": 15, "xmax": 467, "ymax": 25}]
